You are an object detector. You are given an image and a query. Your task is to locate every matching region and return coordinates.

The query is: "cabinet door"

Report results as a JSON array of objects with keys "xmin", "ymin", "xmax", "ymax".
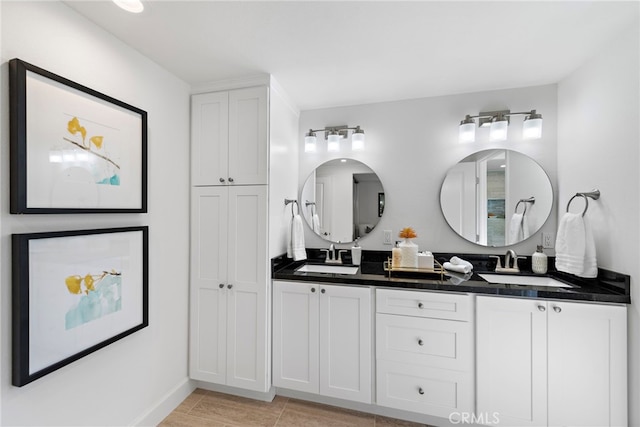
[
  {"xmin": 547, "ymin": 301, "xmax": 627, "ymax": 427},
  {"xmin": 319, "ymin": 285, "xmax": 372, "ymax": 403},
  {"xmin": 189, "ymin": 187, "xmax": 228, "ymax": 383},
  {"xmin": 225, "ymin": 186, "xmax": 269, "ymax": 391},
  {"xmin": 476, "ymin": 296, "xmax": 547, "ymax": 426},
  {"xmin": 191, "ymin": 92, "xmax": 229, "ymax": 186},
  {"xmin": 272, "ymin": 281, "xmax": 320, "ymax": 393},
  {"xmin": 228, "ymin": 87, "xmax": 268, "ymax": 185}
]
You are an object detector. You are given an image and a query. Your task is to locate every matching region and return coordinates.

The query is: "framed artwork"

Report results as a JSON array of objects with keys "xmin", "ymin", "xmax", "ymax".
[
  {"xmin": 9, "ymin": 58, "xmax": 147, "ymax": 213},
  {"xmin": 12, "ymin": 226, "xmax": 149, "ymax": 386},
  {"xmin": 378, "ymin": 192, "xmax": 385, "ymax": 217}
]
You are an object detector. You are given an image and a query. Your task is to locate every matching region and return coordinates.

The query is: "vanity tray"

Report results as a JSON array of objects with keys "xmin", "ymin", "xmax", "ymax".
[{"xmin": 383, "ymin": 259, "xmax": 445, "ymax": 280}]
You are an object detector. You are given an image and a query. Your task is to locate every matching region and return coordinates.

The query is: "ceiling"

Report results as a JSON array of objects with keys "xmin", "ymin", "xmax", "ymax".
[{"xmin": 64, "ymin": 1, "xmax": 639, "ymax": 111}]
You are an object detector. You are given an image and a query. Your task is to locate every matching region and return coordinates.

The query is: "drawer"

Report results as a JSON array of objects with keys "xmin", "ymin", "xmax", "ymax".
[
  {"xmin": 376, "ymin": 359, "xmax": 474, "ymax": 418},
  {"xmin": 376, "ymin": 289, "xmax": 472, "ymax": 321},
  {"xmin": 376, "ymin": 313, "xmax": 472, "ymax": 371}
]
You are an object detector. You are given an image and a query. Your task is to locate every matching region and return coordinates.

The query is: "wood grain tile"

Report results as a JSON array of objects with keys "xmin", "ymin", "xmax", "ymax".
[
  {"xmin": 173, "ymin": 388, "xmax": 208, "ymax": 414},
  {"xmin": 374, "ymin": 414, "xmax": 430, "ymax": 427},
  {"xmin": 280, "ymin": 398, "xmax": 375, "ymax": 426},
  {"xmin": 159, "ymin": 411, "xmax": 226, "ymax": 427}
]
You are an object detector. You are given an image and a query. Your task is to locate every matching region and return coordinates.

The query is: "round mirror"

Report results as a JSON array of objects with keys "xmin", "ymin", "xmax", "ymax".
[
  {"xmin": 440, "ymin": 149, "xmax": 553, "ymax": 247},
  {"xmin": 301, "ymin": 159, "xmax": 385, "ymax": 243}
]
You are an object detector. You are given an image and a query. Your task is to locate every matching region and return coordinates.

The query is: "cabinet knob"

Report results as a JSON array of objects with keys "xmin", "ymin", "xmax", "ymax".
[
  {"xmin": 219, "ymin": 283, "xmax": 224, "ymax": 289},
  {"xmin": 553, "ymin": 306, "xmax": 562, "ymax": 313},
  {"xmin": 418, "ymin": 339, "xmax": 424, "ymax": 346},
  {"xmin": 311, "ymin": 287, "xmax": 316, "ymax": 293},
  {"xmin": 228, "ymin": 177, "xmax": 234, "ymax": 183},
  {"xmin": 227, "ymin": 284, "xmax": 233, "ymax": 289},
  {"xmin": 418, "ymin": 302, "xmax": 424, "ymax": 309},
  {"xmin": 538, "ymin": 305, "xmax": 546, "ymax": 312},
  {"xmin": 219, "ymin": 178, "xmax": 225, "ymax": 183},
  {"xmin": 418, "ymin": 387, "xmax": 424, "ymax": 395},
  {"xmin": 321, "ymin": 288, "xmax": 326, "ymax": 294}
]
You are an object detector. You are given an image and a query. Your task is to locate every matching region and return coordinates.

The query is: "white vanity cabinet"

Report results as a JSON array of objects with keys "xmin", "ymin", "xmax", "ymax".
[
  {"xmin": 272, "ymin": 280, "xmax": 372, "ymax": 403},
  {"xmin": 189, "ymin": 184, "xmax": 268, "ymax": 391},
  {"xmin": 476, "ymin": 296, "xmax": 627, "ymax": 427},
  {"xmin": 191, "ymin": 86, "xmax": 268, "ymax": 186},
  {"xmin": 375, "ymin": 289, "xmax": 474, "ymax": 418}
]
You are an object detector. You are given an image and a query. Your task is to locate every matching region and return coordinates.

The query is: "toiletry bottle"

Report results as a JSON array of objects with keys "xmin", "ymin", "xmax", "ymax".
[
  {"xmin": 391, "ymin": 241, "xmax": 402, "ymax": 268},
  {"xmin": 532, "ymin": 245, "xmax": 548, "ymax": 274},
  {"xmin": 351, "ymin": 238, "xmax": 362, "ymax": 266}
]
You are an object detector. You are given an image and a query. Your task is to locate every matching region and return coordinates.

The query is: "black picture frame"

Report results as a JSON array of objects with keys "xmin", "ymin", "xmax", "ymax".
[
  {"xmin": 378, "ymin": 192, "xmax": 385, "ymax": 217},
  {"xmin": 12, "ymin": 226, "xmax": 149, "ymax": 386},
  {"xmin": 9, "ymin": 58, "xmax": 148, "ymax": 213}
]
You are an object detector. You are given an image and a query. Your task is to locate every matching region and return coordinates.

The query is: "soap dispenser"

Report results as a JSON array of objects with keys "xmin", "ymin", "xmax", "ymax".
[
  {"xmin": 532, "ymin": 245, "xmax": 548, "ymax": 274},
  {"xmin": 391, "ymin": 241, "xmax": 402, "ymax": 268},
  {"xmin": 351, "ymin": 238, "xmax": 362, "ymax": 266}
]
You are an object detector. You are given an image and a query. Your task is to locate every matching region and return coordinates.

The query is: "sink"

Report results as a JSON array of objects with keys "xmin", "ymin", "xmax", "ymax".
[
  {"xmin": 295, "ymin": 264, "xmax": 359, "ymax": 275},
  {"xmin": 478, "ymin": 273, "xmax": 575, "ymax": 288}
]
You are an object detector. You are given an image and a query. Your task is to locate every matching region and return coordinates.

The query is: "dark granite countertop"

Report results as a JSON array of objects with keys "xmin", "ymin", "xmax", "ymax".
[{"xmin": 272, "ymin": 250, "xmax": 630, "ymax": 304}]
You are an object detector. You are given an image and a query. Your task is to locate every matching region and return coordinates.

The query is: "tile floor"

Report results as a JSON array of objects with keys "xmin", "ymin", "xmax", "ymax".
[{"xmin": 159, "ymin": 388, "xmax": 431, "ymax": 427}]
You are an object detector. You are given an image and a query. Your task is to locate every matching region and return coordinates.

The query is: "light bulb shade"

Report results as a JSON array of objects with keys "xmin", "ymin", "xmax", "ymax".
[
  {"xmin": 459, "ymin": 121, "xmax": 476, "ymax": 143},
  {"xmin": 113, "ymin": 0, "xmax": 144, "ymax": 13},
  {"xmin": 523, "ymin": 117, "xmax": 543, "ymax": 139},
  {"xmin": 489, "ymin": 118, "xmax": 508, "ymax": 141},
  {"xmin": 304, "ymin": 135, "xmax": 317, "ymax": 152},
  {"xmin": 352, "ymin": 128, "xmax": 365, "ymax": 151},
  {"xmin": 327, "ymin": 132, "xmax": 340, "ymax": 152}
]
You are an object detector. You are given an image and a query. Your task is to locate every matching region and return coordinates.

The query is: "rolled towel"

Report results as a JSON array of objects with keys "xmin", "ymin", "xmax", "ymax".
[
  {"xmin": 450, "ymin": 256, "xmax": 473, "ymax": 271},
  {"xmin": 443, "ymin": 262, "xmax": 471, "ymax": 274}
]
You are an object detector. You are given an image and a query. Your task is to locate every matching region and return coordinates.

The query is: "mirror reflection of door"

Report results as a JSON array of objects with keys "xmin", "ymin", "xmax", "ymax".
[
  {"xmin": 302, "ymin": 159, "xmax": 385, "ymax": 244},
  {"xmin": 440, "ymin": 149, "xmax": 553, "ymax": 247}
]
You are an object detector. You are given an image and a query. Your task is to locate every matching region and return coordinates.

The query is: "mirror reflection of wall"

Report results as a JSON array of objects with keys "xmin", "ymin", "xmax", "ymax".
[
  {"xmin": 440, "ymin": 149, "xmax": 553, "ymax": 247},
  {"xmin": 301, "ymin": 159, "xmax": 385, "ymax": 244}
]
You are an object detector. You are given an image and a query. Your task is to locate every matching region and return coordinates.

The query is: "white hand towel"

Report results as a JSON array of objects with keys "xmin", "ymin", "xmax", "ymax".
[
  {"xmin": 312, "ymin": 213, "xmax": 321, "ymax": 233},
  {"xmin": 508, "ymin": 213, "xmax": 524, "ymax": 244},
  {"xmin": 521, "ymin": 213, "xmax": 530, "ymax": 240},
  {"xmin": 450, "ymin": 256, "xmax": 473, "ymax": 271},
  {"xmin": 443, "ymin": 262, "xmax": 472, "ymax": 274},
  {"xmin": 287, "ymin": 214, "xmax": 307, "ymax": 261},
  {"xmin": 555, "ymin": 212, "xmax": 597, "ymax": 278}
]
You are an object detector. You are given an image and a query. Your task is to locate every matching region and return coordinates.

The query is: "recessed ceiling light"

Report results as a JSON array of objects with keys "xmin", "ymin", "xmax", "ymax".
[{"xmin": 113, "ymin": 0, "xmax": 144, "ymax": 13}]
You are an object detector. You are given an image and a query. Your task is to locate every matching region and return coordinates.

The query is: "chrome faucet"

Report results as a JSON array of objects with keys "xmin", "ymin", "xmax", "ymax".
[
  {"xmin": 504, "ymin": 249, "xmax": 517, "ymax": 269},
  {"xmin": 321, "ymin": 244, "xmax": 346, "ymax": 264},
  {"xmin": 490, "ymin": 249, "xmax": 524, "ymax": 273}
]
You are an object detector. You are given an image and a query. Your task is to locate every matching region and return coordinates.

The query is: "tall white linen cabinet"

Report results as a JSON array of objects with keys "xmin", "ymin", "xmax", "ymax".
[{"xmin": 189, "ymin": 77, "xmax": 299, "ymax": 395}]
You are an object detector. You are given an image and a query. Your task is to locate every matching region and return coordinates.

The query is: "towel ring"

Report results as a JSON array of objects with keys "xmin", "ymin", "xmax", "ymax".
[
  {"xmin": 515, "ymin": 197, "xmax": 535, "ymax": 215},
  {"xmin": 284, "ymin": 198, "xmax": 300, "ymax": 217},
  {"xmin": 566, "ymin": 189, "xmax": 600, "ymax": 217}
]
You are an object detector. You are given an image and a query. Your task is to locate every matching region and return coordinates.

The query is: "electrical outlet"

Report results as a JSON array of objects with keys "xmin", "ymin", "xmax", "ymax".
[
  {"xmin": 383, "ymin": 230, "xmax": 392, "ymax": 245},
  {"xmin": 542, "ymin": 232, "xmax": 554, "ymax": 249}
]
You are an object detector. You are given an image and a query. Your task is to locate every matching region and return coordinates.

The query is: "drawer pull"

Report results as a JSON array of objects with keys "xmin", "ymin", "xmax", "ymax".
[
  {"xmin": 553, "ymin": 306, "xmax": 562, "ymax": 313},
  {"xmin": 418, "ymin": 339, "xmax": 424, "ymax": 346},
  {"xmin": 311, "ymin": 287, "xmax": 316, "ymax": 293},
  {"xmin": 219, "ymin": 283, "xmax": 224, "ymax": 289},
  {"xmin": 418, "ymin": 387, "xmax": 424, "ymax": 395},
  {"xmin": 417, "ymin": 302, "xmax": 424, "ymax": 309},
  {"xmin": 538, "ymin": 305, "xmax": 546, "ymax": 312},
  {"xmin": 321, "ymin": 288, "xmax": 326, "ymax": 294}
]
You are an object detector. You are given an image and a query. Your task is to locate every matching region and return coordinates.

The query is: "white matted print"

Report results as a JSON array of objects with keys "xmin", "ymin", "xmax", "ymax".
[
  {"xmin": 12, "ymin": 227, "xmax": 148, "ymax": 386},
  {"xmin": 10, "ymin": 58, "xmax": 147, "ymax": 213}
]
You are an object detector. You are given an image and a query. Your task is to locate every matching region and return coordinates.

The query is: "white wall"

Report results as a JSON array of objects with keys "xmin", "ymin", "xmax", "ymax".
[
  {"xmin": 299, "ymin": 84, "xmax": 558, "ymax": 257},
  {"xmin": 1, "ymin": 2, "xmax": 192, "ymax": 425},
  {"xmin": 558, "ymin": 22, "xmax": 639, "ymax": 425}
]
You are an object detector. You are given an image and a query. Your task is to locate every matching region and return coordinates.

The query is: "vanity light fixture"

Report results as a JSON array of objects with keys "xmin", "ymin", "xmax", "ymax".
[
  {"xmin": 458, "ymin": 109, "xmax": 543, "ymax": 143},
  {"xmin": 304, "ymin": 125, "xmax": 365, "ymax": 153},
  {"xmin": 113, "ymin": 0, "xmax": 144, "ymax": 13}
]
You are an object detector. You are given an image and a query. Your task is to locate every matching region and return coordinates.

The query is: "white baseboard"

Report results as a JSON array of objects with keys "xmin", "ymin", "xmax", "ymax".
[{"xmin": 131, "ymin": 377, "xmax": 196, "ymax": 426}]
